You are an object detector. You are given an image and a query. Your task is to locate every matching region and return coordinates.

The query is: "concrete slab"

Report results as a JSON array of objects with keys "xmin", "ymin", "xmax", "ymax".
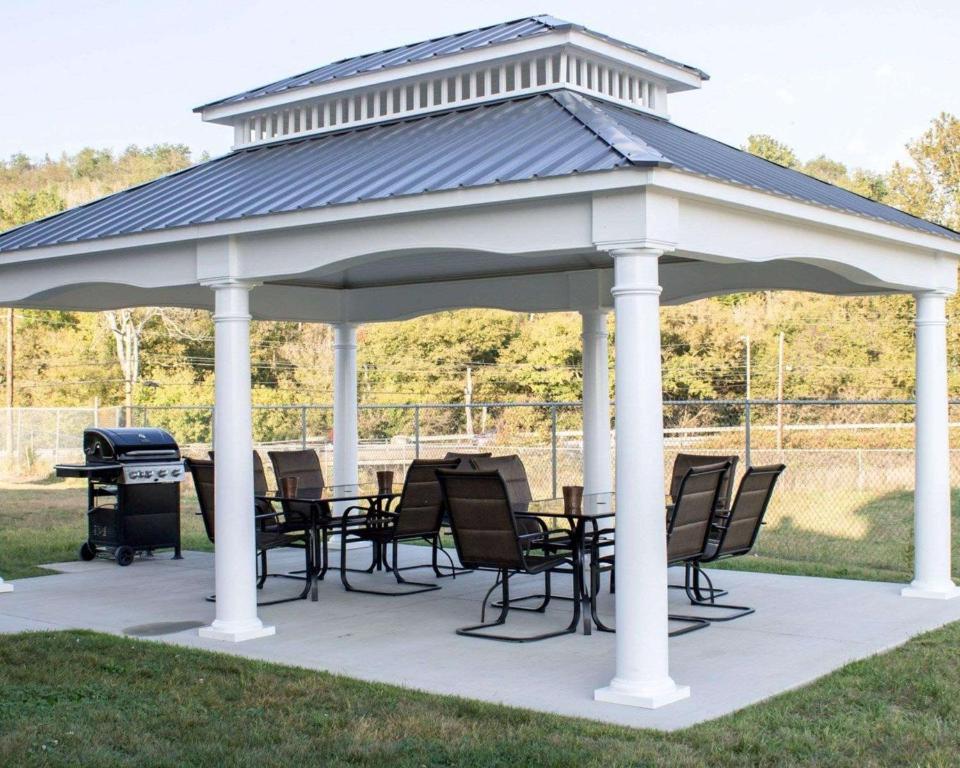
[{"xmin": 2, "ymin": 545, "xmax": 960, "ymax": 731}]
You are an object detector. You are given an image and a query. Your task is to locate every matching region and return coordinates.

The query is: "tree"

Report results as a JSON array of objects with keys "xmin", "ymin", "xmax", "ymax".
[
  {"xmin": 886, "ymin": 112, "xmax": 960, "ymax": 230},
  {"xmin": 743, "ymin": 134, "xmax": 799, "ymax": 168},
  {"xmin": 104, "ymin": 309, "xmax": 161, "ymax": 425}
]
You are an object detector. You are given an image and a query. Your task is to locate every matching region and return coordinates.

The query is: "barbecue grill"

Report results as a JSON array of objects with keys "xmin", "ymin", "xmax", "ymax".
[{"xmin": 55, "ymin": 427, "xmax": 184, "ymax": 566}]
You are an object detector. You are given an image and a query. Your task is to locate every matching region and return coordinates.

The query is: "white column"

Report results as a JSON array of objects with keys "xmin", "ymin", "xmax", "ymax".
[
  {"xmin": 199, "ymin": 280, "xmax": 275, "ymax": 642},
  {"xmin": 595, "ymin": 247, "xmax": 689, "ymax": 708},
  {"xmin": 332, "ymin": 323, "xmax": 359, "ymax": 491},
  {"xmin": 903, "ymin": 290, "xmax": 959, "ymax": 599},
  {"xmin": 0, "ymin": 576, "xmax": 11, "ymax": 593},
  {"xmin": 581, "ymin": 309, "xmax": 612, "ymax": 503}
]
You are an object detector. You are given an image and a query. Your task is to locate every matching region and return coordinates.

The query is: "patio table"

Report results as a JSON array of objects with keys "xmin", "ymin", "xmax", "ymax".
[
  {"xmin": 258, "ymin": 483, "xmax": 399, "ymax": 601},
  {"xmin": 523, "ymin": 492, "xmax": 616, "ymax": 635}
]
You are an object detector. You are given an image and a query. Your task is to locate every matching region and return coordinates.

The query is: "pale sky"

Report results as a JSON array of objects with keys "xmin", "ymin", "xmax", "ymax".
[{"xmin": 1, "ymin": 0, "xmax": 957, "ymax": 172}]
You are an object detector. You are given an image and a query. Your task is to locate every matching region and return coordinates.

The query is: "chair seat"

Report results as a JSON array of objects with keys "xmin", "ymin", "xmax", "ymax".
[{"xmin": 255, "ymin": 529, "xmax": 305, "ymax": 550}]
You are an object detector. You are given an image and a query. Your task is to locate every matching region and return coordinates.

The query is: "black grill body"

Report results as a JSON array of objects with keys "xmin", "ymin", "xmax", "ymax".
[{"xmin": 55, "ymin": 428, "xmax": 184, "ymax": 566}]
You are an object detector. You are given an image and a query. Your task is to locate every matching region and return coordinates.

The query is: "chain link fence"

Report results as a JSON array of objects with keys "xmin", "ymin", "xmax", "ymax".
[{"xmin": 3, "ymin": 400, "xmax": 958, "ymax": 580}]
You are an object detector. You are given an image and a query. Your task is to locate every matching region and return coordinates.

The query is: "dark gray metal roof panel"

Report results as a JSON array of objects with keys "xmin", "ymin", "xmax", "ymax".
[
  {"xmin": 3, "ymin": 90, "xmax": 957, "ymax": 254},
  {"xmin": 0, "ymin": 95, "xmax": 628, "ymax": 253},
  {"xmin": 196, "ymin": 15, "xmax": 708, "ymax": 111},
  {"xmin": 581, "ymin": 93, "xmax": 960, "ymax": 241}
]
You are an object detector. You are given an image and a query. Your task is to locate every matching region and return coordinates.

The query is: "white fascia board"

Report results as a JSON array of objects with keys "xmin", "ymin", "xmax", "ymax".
[
  {"xmin": 199, "ymin": 28, "xmax": 701, "ymax": 124},
  {"xmin": 0, "ymin": 168, "xmax": 652, "ymax": 266},
  {"xmin": 566, "ymin": 32, "xmax": 703, "ymax": 91},
  {"xmin": 650, "ymin": 168, "xmax": 960, "ymax": 258}
]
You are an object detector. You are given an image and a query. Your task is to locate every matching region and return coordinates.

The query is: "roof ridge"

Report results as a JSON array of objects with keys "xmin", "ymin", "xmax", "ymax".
[{"xmin": 549, "ymin": 90, "xmax": 673, "ymax": 167}]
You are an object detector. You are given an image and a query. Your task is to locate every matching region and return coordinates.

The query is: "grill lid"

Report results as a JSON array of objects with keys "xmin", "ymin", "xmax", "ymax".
[{"xmin": 84, "ymin": 427, "xmax": 180, "ymax": 463}]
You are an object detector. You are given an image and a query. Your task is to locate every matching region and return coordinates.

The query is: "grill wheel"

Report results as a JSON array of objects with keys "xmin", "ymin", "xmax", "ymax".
[
  {"xmin": 115, "ymin": 546, "xmax": 135, "ymax": 567},
  {"xmin": 78, "ymin": 542, "xmax": 97, "ymax": 561}
]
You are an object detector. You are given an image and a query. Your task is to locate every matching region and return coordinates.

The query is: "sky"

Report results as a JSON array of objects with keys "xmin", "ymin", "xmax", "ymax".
[{"xmin": 1, "ymin": 0, "xmax": 957, "ymax": 172}]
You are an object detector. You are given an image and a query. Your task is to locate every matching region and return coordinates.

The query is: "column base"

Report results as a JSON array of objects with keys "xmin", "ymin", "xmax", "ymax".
[
  {"xmin": 901, "ymin": 581, "xmax": 960, "ymax": 600},
  {"xmin": 0, "ymin": 582, "xmax": 13, "ymax": 593},
  {"xmin": 199, "ymin": 619, "xmax": 275, "ymax": 642},
  {"xmin": 594, "ymin": 678, "xmax": 690, "ymax": 709}
]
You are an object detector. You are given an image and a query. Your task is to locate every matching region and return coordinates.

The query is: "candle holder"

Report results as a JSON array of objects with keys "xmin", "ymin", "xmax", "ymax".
[
  {"xmin": 376, "ymin": 470, "xmax": 395, "ymax": 495},
  {"xmin": 562, "ymin": 485, "xmax": 583, "ymax": 516},
  {"xmin": 280, "ymin": 476, "xmax": 299, "ymax": 499}
]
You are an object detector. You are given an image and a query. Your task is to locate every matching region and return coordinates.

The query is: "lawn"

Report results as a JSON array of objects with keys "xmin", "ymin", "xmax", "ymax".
[{"xmin": 0, "ymin": 623, "xmax": 958, "ymax": 767}]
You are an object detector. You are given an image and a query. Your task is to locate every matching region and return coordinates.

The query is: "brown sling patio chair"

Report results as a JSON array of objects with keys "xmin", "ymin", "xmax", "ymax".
[
  {"xmin": 187, "ymin": 458, "xmax": 313, "ymax": 605},
  {"xmin": 338, "ymin": 458, "xmax": 459, "ymax": 596},
  {"xmin": 682, "ymin": 464, "xmax": 786, "ymax": 621},
  {"xmin": 589, "ymin": 461, "xmax": 731, "ymax": 637},
  {"xmin": 438, "ymin": 469, "xmax": 579, "ymax": 642},
  {"xmin": 469, "ymin": 454, "xmax": 571, "ymax": 612},
  {"xmin": 267, "ymin": 449, "xmax": 342, "ymax": 578},
  {"xmin": 389, "ymin": 451, "xmax": 494, "ymax": 579},
  {"xmin": 667, "ymin": 453, "xmax": 739, "ymax": 598}
]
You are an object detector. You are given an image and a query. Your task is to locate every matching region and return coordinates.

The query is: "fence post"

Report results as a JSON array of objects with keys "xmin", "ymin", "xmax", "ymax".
[
  {"xmin": 54, "ymin": 409, "xmax": 61, "ymax": 463},
  {"xmin": 414, "ymin": 406, "xmax": 421, "ymax": 459},
  {"xmin": 93, "ymin": 397, "xmax": 99, "ymax": 427},
  {"xmin": 210, "ymin": 406, "xmax": 215, "ymax": 445},
  {"xmin": 142, "ymin": 406, "xmax": 149, "ymax": 427},
  {"xmin": 744, "ymin": 399, "xmax": 752, "ymax": 468},
  {"xmin": 551, "ymin": 405, "xmax": 558, "ymax": 498},
  {"xmin": 115, "ymin": 406, "xmax": 122, "ymax": 427},
  {"xmin": 300, "ymin": 406, "xmax": 308, "ymax": 449}
]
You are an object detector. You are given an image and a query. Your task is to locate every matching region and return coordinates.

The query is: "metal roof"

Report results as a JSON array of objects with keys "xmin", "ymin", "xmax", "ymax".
[
  {"xmin": 570, "ymin": 93, "xmax": 960, "ymax": 241},
  {"xmin": 1, "ymin": 91, "xmax": 957, "ymax": 254},
  {"xmin": 196, "ymin": 15, "xmax": 708, "ymax": 111}
]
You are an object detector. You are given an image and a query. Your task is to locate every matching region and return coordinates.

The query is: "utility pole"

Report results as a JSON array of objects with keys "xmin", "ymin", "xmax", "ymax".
[
  {"xmin": 464, "ymin": 366, "xmax": 474, "ymax": 438},
  {"xmin": 776, "ymin": 332, "xmax": 785, "ymax": 450},
  {"xmin": 5, "ymin": 309, "xmax": 13, "ymax": 460},
  {"xmin": 741, "ymin": 335, "xmax": 751, "ymax": 401}
]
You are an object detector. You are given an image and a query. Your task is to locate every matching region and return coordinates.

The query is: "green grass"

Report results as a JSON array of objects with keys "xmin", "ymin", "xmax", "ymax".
[{"xmin": 1, "ymin": 624, "xmax": 959, "ymax": 767}]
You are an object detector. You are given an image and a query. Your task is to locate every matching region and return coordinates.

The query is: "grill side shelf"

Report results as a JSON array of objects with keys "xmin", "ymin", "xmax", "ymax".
[{"xmin": 54, "ymin": 463, "xmax": 122, "ymax": 480}]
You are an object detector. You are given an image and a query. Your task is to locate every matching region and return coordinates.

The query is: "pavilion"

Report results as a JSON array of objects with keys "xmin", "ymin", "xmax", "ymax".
[{"xmin": 1, "ymin": 15, "xmax": 958, "ymax": 709}]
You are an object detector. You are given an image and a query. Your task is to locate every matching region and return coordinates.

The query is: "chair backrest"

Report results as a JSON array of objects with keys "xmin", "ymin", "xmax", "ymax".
[
  {"xmin": 443, "ymin": 451, "xmax": 492, "ymax": 470},
  {"xmin": 209, "ymin": 450, "xmax": 269, "ymax": 496},
  {"xmin": 670, "ymin": 453, "xmax": 739, "ymax": 510},
  {"xmin": 714, "ymin": 464, "xmax": 786, "ymax": 557},
  {"xmin": 187, "ymin": 458, "xmax": 216, "ymax": 543},
  {"xmin": 469, "ymin": 455, "xmax": 532, "ymax": 510},
  {"xmin": 667, "ymin": 461, "xmax": 729, "ymax": 563},
  {"xmin": 268, "ymin": 449, "xmax": 324, "ymax": 495},
  {"xmin": 394, "ymin": 459, "xmax": 459, "ymax": 536},
  {"xmin": 437, "ymin": 470, "xmax": 524, "ymax": 571}
]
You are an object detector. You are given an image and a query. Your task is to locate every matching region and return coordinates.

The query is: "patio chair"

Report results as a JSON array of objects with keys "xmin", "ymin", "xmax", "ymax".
[
  {"xmin": 682, "ymin": 464, "xmax": 786, "ymax": 621},
  {"xmin": 338, "ymin": 458, "xmax": 459, "ymax": 596},
  {"xmin": 670, "ymin": 453, "xmax": 739, "ymax": 511},
  {"xmin": 187, "ymin": 458, "xmax": 312, "ymax": 605},
  {"xmin": 267, "ymin": 449, "xmax": 340, "ymax": 578},
  {"xmin": 666, "ymin": 453, "xmax": 739, "ymax": 599},
  {"xmin": 438, "ymin": 469, "xmax": 579, "ymax": 642},
  {"xmin": 470, "ymin": 454, "xmax": 575, "ymax": 606},
  {"xmin": 388, "ymin": 451, "xmax": 494, "ymax": 579},
  {"xmin": 589, "ymin": 461, "xmax": 731, "ymax": 636},
  {"xmin": 444, "ymin": 451, "xmax": 492, "ymax": 465}
]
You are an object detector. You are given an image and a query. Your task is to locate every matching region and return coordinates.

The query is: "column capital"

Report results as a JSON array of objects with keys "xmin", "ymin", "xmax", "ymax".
[
  {"xmin": 200, "ymin": 278, "xmax": 260, "ymax": 291},
  {"xmin": 915, "ymin": 290, "xmax": 951, "ymax": 328},
  {"xmin": 332, "ymin": 322, "xmax": 359, "ymax": 350},
  {"xmin": 601, "ymin": 244, "xmax": 666, "ymax": 259}
]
